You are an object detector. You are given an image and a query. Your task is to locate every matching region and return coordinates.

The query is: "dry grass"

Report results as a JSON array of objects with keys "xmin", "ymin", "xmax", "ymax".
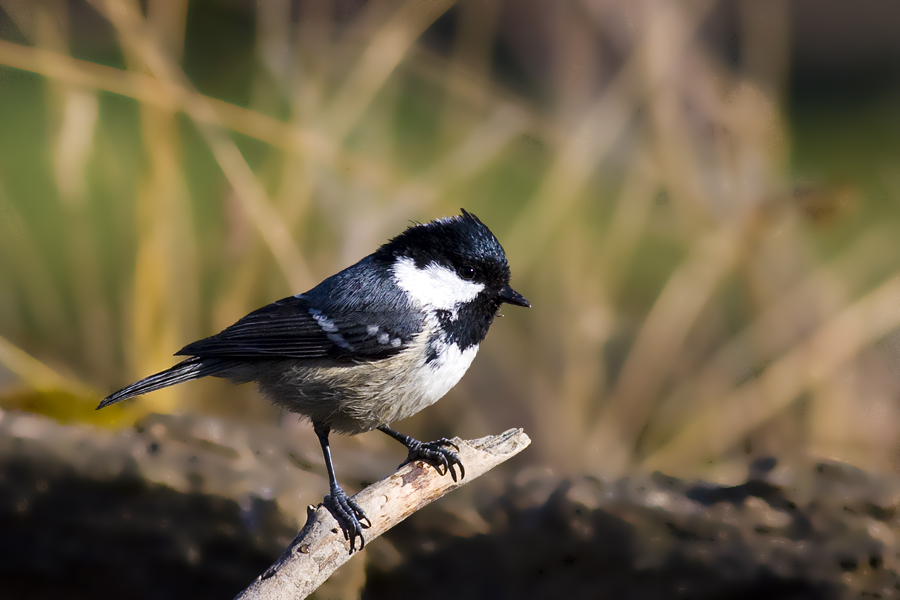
[{"xmin": 1, "ymin": 0, "xmax": 900, "ymax": 484}]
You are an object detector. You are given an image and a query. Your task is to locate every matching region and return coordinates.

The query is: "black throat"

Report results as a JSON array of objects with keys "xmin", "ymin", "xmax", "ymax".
[{"xmin": 427, "ymin": 295, "xmax": 500, "ymax": 362}]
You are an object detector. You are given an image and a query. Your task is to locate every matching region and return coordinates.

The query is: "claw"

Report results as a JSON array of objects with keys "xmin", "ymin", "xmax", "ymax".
[
  {"xmin": 378, "ymin": 426, "xmax": 466, "ymax": 482},
  {"xmin": 322, "ymin": 485, "xmax": 370, "ymax": 552},
  {"xmin": 405, "ymin": 438, "xmax": 465, "ymax": 482}
]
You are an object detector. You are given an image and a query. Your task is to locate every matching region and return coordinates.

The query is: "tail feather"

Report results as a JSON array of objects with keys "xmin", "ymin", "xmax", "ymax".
[{"xmin": 97, "ymin": 358, "xmax": 231, "ymax": 409}]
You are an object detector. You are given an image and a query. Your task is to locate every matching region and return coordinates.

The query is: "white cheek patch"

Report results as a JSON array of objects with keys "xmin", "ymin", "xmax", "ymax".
[{"xmin": 392, "ymin": 257, "xmax": 485, "ymax": 310}]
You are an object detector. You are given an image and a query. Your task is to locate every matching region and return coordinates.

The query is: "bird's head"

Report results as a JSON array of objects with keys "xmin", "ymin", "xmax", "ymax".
[{"xmin": 375, "ymin": 209, "xmax": 530, "ymax": 313}]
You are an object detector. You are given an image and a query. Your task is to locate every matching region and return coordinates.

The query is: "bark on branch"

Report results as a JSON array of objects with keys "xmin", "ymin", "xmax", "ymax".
[{"xmin": 234, "ymin": 428, "xmax": 531, "ymax": 600}]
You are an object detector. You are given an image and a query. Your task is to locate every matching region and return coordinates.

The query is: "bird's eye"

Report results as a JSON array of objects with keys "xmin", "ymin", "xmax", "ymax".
[{"xmin": 459, "ymin": 265, "xmax": 476, "ymax": 280}]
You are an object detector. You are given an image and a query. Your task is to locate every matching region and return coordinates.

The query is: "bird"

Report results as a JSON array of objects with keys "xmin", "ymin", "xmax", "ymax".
[{"xmin": 97, "ymin": 209, "xmax": 529, "ymax": 551}]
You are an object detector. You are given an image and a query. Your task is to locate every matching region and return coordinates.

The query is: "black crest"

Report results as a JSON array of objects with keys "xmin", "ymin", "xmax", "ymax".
[{"xmin": 374, "ymin": 210, "xmax": 511, "ymax": 285}]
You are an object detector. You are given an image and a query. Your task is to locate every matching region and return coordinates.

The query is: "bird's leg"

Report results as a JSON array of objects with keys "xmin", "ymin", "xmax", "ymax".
[
  {"xmin": 377, "ymin": 425, "xmax": 465, "ymax": 482},
  {"xmin": 314, "ymin": 423, "xmax": 370, "ymax": 552}
]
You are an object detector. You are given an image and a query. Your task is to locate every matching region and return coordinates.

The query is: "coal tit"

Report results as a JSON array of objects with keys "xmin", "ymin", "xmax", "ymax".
[{"xmin": 97, "ymin": 209, "xmax": 529, "ymax": 550}]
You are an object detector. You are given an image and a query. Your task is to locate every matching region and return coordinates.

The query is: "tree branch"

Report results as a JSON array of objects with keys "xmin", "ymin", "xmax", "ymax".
[{"xmin": 234, "ymin": 428, "xmax": 531, "ymax": 600}]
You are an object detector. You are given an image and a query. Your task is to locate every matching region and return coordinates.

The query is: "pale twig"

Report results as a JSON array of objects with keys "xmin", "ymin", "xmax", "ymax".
[{"xmin": 235, "ymin": 428, "xmax": 531, "ymax": 600}]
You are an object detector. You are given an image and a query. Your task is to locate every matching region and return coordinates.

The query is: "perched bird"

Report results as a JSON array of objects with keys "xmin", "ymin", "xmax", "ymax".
[{"xmin": 98, "ymin": 210, "xmax": 529, "ymax": 550}]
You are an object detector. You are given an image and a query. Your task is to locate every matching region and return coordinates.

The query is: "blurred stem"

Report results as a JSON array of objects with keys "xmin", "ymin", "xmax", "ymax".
[
  {"xmin": 642, "ymin": 274, "xmax": 900, "ymax": 474},
  {"xmin": 506, "ymin": 0, "xmax": 716, "ymax": 274},
  {"xmin": 504, "ymin": 65, "xmax": 636, "ymax": 272},
  {"xmin": 644, "ymin": 226, "xmax": 900, "ymax": 454},
  {"xmin": 548, "ymin": 155, "xmax": 658, "ymax": 466},
  {"xmin": 0, "ymin": 0, "xmax": 35, "ymax": 39},
  {"xmin": 739, "ymin": 0, "xmax": 790, "ymax": 108},
  {"xmin": 0, "ymin": 334, "xmax": 92, "ymax": 396},
  {"xmin": 291, "ymin": 0, "xmax": 332, "ymax": 118},
  {"xmin": 30, "ymin": 33, "xmax": 456, "ymax": 212},
  {"xmin": 146, "ymin": 0, "xmax": 188, "ymax": 61},
  {"xmin": 103, "ymin": 0, "xmax": 197, "ymax": 414},
  {"xmin": 642, "ymin": 0, "xmax": 717, "ymax": 227},
  {"xmin": 409, "ymin": 44, "xmax": 559, "ymax": 145},
  {"xmin": 391, "ymin": 104, "xmax": 530, "ymax": 223},
  {"xmin": 251, "ymin": 0, "xmax": 291, "ymax": 113},
  {"xmin": 0, "ymin": 195, "xmax": 70, "ymax": 352},
  {"xmin": 586, "ymin": 214, "xmax": 756, "ymax": 475},
  {"xmin": 35, "ymin": 1, "xmax": 115, "ymax": 382},
  {"xmin": 91, "ymin": 0, "xmax": 314, "ymax": 292},
  {"xmin": 325, "ymin": 0, "xmax": 457, "ymax": 142},
  {"xmin": 437, "ymin": 0, "xmax": 501, "ymax": 149},
  {"xmin": 130, "ymin": 106, "xmax": 199, "ymax": 414}
]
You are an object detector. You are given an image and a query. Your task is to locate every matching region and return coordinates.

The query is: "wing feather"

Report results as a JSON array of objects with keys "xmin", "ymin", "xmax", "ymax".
[{"xmin": 176, "ymin": 296, "xmax": 410, "ymax": 361}]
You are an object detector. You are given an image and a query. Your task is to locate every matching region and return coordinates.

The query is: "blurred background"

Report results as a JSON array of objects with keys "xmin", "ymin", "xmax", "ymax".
[{"xmin": 2, "ymin": 0, "xmax": 900, "ymax": 597}]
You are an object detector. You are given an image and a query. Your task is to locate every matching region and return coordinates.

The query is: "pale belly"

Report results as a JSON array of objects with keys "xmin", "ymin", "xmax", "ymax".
[{"xmin": 253, "ymin": 341, "xmax": 480, "ymax": 434}]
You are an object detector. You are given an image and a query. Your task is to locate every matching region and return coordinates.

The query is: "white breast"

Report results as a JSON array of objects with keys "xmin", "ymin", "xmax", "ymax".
[
  {"xmin": 388, "ymin": 258, "xmax": 485, "ymax": 419},
  {"xmin": 419, "ymin": 340, "xmax": 479, "ymax": 406}
]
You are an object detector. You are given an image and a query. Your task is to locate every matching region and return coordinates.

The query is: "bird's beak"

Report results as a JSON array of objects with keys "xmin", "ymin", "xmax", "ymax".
[{"xmin": 499, "ymin": 284, "xmax": 530, "ymax": 308}]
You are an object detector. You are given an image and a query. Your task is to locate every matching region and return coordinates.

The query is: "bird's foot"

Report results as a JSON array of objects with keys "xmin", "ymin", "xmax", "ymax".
[
  {"xmin": 322, "ymin": 485, "xmax": 370, "ymax": 552},
  {"xmin": 403, "ymin": 437, "xmax": 465, "ymax": 482}
]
